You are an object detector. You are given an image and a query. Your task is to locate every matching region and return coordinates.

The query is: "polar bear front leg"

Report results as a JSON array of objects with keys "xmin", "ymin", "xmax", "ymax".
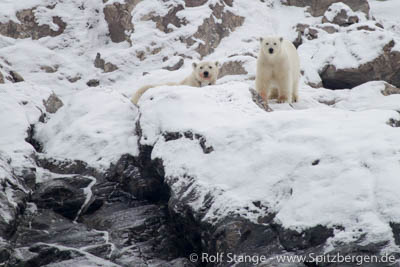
[{"xmin": 277, "ymin": 77, "xmax": 291, "ymax": 103}]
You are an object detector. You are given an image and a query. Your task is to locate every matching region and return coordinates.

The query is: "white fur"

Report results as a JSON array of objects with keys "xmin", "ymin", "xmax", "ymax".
[
  {"xmin": 255, "ymin": 36, "xmax": 300, "ymax": 104},
  {"xmin": 131, "ymin": 61, "xmax": 219, "ymax": 105}
]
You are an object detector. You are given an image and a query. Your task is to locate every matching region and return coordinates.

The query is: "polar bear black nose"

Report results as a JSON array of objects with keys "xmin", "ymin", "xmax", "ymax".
[
  {"xmin": 204, "ymin": 71, "xmax": 209, "ymax": 77},
  {"xmin": 269, "ymin": 48, "xmax": 274, "ymax": 54}
]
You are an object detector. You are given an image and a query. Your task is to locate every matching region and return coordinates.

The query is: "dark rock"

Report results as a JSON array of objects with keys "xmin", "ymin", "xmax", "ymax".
[
  {"xmin": 162, "ymin": 131, "xmax": 214, "ymax": 154},
  {"xmin": 293, "ymin": 23, "xmax": 319, "ymax": 48},
  {"xmin": 388, "ymin": 118, "xmax": 400, "ymax": 128},
  {"xmin": 151, "ymin": 4, "xmax": 186, "ymax": 34},
  {"xmin": 0, "ymin": 71, "xmax": 4, "ymax": 84},
  {"xmin": 274, "ymin": 224, "xmax": 334, "ymax": 251},
  {"xmin": 185, "ymin": 0, "xmax": 208, "ymax": 7},
  {"xmin": 320, "ymin": 40, "xmax": 400, "ymax": 89},
  {"xmin": 83, "ymin": 199, "xmax": 183, "ymax": 265},
  {"xmin": 249, "ymin": 88, "xmax": 273, "ymax": 112},
  {"xmin": 13, "ymin": 209, "xmax": 111, "ymax": 257},
  {"xmin": 103, "ymin": 0, "xmax": 139, "ymax": 43},
  {"xmin": 34, "ymin": 155, "xmax": 102, "ymax": 178},
  {"xmin": 0, "ymin": 161, "xmax": 28, "ymax": 239},
  {"xmin": 26, "ymin": 124, "xmax": 43, "ymax": 152},
  {"xmin": 282, "ymin": 0, "xmax": 370, "ymax": 18},
  {"xmin": 218, "ymin": 60, "xmax": 248, "ymax": 78},
  {"xmin": 43, "ymin": 93, "xmax": 63, "ymax": 114},
  {"xmin": 163, "ymin": 58, "xmax": 184, "ymax": 71},
  {"xmin": 94, "ymin": 53, "xmax": 118, "ymax": 73},
  {"xmin": 22, "ymin": 243, "xmax": 89, "ymax": 266},
  {"xmin": 0, "ymin": 8, "xmax": 66, "ymax": 39},
  {"xmin": 31, "ymin": 176, "xmax": 95, "ymax": 220},
  {"xmin": 318, "ymin": 239, "xmax": 394, "ymax": 267},
  {"xmin": 86, "ymin": 79, "xmax": 100, "ymax": 87},
  {"xmin": 67, "ymin": 75, "xmax": 81, "ymax": 83},
  {"xmin": 391, "ymin": 222, "xmax": 400, "ymax": 246},
  {"xmin": 105, "ymin": 154, "xmax": 168, "ymax": 202},
  {"xmin": 9, "ymin": 71, "xmax": 24, "ymax": 83},
  {"xmin": 317, "ymin": 24, "xmax": 339, "ymax": 34}
]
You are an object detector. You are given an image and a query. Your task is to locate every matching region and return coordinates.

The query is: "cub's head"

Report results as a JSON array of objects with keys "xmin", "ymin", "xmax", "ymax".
[
  {"xmin": 260, "ymin": 36, "xmax": 283, "ymax": 57},
  {"xmin": 192, "ymin": 61, "xmax": 219, "ymax": 82}
]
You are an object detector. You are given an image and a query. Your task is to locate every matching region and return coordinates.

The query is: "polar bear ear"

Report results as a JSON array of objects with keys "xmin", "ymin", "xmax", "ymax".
[
  {"xmin": 215, "ymin": 61, "xmax": 220, "ymax": 67},
  {"xmin": 259, "ymin": 37, "xmax": 264, "ymax": 43},
  {"xmin": 279, "ymin": 37, "xmax": 283, "ymax": 43},
  {"xmin": 192, "ymin": 62, "xmax": 197, "ymax": 69}
]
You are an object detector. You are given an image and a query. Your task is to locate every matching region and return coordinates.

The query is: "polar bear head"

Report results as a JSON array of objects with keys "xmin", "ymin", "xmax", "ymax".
[
  {"xmin": 260, "ymin": 36, "xmax": 283, "ymax": 57},
  {"xmin": 192, "ymin": 61, "xmax": 220, "ymax": 83}
]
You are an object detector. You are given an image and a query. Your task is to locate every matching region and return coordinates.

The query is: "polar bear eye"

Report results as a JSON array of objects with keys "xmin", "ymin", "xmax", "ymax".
[
  {"xmin": 209, "ymin": 66, "xmax": 212, "ymax": 69},
  {"xmin": 200, "ymin": 66, "xmax": 203, "ymax": 69},
  {"xmin": 274, "ymin": 43, "xmax": 277, "ymax": 45},
  {"xmin": 266, "ymin": 43, "xmax": 269, "ymax": 45}
]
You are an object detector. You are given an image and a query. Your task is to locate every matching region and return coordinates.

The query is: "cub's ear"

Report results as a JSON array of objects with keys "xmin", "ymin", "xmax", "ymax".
[
  {"xmin": 279, "ymin": 37, "xmax": 283, "ymax": 43},
  {"xmin": 192, "ymin": 62, "xmax": 197, "ymax": 69},
  {"xmin": 259, "ymin": 37, "xmax": 264, "ymax": 43},
  {"xmin": 215, "ymin": 61, "xmax": 220, "ymax": 67}
]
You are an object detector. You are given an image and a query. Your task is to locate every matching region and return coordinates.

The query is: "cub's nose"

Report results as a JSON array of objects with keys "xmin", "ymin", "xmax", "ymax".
[
  {"xmin": 204, "ymin": 71, "xmax": 209, "ymax": 77},
  {"xmin": 269, "ymin": 48, "xmax": 274, "ymax": 54}
]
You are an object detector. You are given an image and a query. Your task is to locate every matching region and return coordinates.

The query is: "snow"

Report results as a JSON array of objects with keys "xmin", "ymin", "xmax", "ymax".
[
  {"xmin": 323, "ymin": 2, "xmax": 366, "ymax": 22},
  {"xmin": 0, "ymin": 0, "xmax": 400, "ymax": 257},
  {"xmin": 35, "ymin": 88, "xmax": 139, "ymax": 169},
  {"xmin": 139, "ymin": 81, "xmax": 400, "ymax": 246}
]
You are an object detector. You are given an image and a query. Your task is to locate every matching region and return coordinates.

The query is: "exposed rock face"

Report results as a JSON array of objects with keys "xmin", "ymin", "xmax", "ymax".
[
  {"xmin": 32, "ymin": 176, "xmax": 94, "ymax": 220},
  {"xmin": 94, "ymin": 53, "xmax": 118, "ymax": 73},
  {"xmin": 185, "ymin": 2, "xmax": 245, "ymax": 57},
  {"xmin": 282, "ymin": 0, "xmax": 370, "ymax": 17},
  {"xmin": 0, "ymin": 8, "xmax": 66, "ymax": 39},
  {"xmin": 381, "ymin": 82, "xmax": 400, "ymax": 96},
  {"xmin": 0, "ymin": 71, "xmax": 4, "ymax": 84},
  {"xmin": 320, "ymin": 40, "xmax": 400, "ymax": 89},
  {"xmin": 103, "ymin": 0, "xmax": 140, "ymax": 43},
  {"xmin": 151, "ymin": 4, "xmax": 186, "ymax": 33},
  {"xmin": 218, "ymin": 60, "xmax": 248, "ymax": 78},
  {"xmin": 293, "ymin": 23, "xmax": 319, "ymax": 48},
  {"xmin": 8, "ymin": 71, "xmax": 24, "ymax": 83},
  {"xmin": 163, "ymin": 58, "xmax": 185, "ymax": 71}
]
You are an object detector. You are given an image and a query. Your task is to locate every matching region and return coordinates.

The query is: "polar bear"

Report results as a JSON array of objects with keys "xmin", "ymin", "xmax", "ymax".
[
  {"xmin": 255, "ymin": 36, "xmax": 300, "ymax": 104},
  {"xmin": 131, "ymin": 61, "xmax": 220, "ymax": 105}
]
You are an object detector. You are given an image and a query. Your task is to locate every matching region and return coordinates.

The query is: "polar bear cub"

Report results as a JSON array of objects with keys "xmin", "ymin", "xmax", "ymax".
[
  {"xmin": 131, "ymin": 61, "xmax": 219, "ymax": 105},
  {"xmin": 255, "ymin": 36, "xmax": 300, "ymax": 104}
]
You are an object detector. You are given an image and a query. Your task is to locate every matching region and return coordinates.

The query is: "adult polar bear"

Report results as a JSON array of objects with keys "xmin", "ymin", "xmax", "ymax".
[
  {"xmin": 256, "ymin": 36, "xmax": 300, "ymax": 104},
  {"xmin": 131, "ymin": 61, "xmax": 219, "ymax": 105}
]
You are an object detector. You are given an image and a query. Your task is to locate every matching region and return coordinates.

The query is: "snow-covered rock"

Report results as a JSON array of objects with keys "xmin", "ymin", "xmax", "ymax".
[{"xmin": 1, "ymin": 0, "xmax": 400, "ymax": 266}]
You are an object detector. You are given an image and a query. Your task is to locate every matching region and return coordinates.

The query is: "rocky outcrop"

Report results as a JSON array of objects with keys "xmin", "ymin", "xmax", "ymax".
[
  {"xmin": 320, "ymin": 40, "xmax": 400, "ymax": 89},
  {"xmin": 218, "ymin": 60, "xmax": 248, "ymax": 78},
  {"xmin": 321, "ymin": 3, "xmax": 361, "ymax": 26},
  {"xmin": 185, "ymin": 2, "xmax": 244, "ymax": 57},
  {"xmin": 94, "ymin": 53, "xmax": 118, "ymax": 73},
  {"xmin": 293, "ymin": 23, "xmax": 320, "ymax": 48},
  {"xmin": 43, "ymin": 93, "xmax": 63, "ymax": 114},
  {"xmin": 282, "ymin": 0, "xmax": 370, "ymax": 18},
  {"xmin": 0, "ymin": 8, "xmax": 66, "ymax": 39},
  {"xmin": 0, "ymin": 71, "xmax": 4, "ymax": 84},
  {"xmin": 8, "ymin": 71, "xmax": 24, "ymax": 83},
  {"xmin": 151, "ymin": 4, "xmax": 186, "ymax": 33},
  {"xmin": 87, "ymin": 79, "xmax": 100, "ymax": 87},
  {"xmin": 103, "ymin": 0, "xmax": 140, "ymax": 43}
]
